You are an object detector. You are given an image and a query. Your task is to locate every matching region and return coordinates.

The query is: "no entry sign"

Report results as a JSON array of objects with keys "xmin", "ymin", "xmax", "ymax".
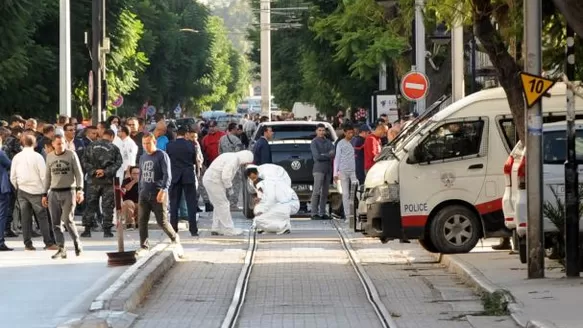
[{"xmin": 400, "ymin": 71, "xmax": 429, "ymax": 101}]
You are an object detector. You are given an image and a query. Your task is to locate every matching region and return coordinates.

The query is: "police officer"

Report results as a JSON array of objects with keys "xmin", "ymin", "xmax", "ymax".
[{"xmin": 81, "ymin": 129, "xmax": 122, "ymax": 238}]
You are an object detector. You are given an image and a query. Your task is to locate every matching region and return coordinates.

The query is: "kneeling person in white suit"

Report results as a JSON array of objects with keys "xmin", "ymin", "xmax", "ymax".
[
  {"xmin": 203, "ymin": 150, "xmax": 254, "ymax": 236},
  {"xmin": 253, "ymin": 179, "xmax": 299, "ymax": 234},
  {"xmin": 244, "ymin": 163, "xmax": 291, "ymax": 187}
]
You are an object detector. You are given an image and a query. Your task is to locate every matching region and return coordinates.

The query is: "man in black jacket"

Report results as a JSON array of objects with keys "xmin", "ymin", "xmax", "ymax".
[
  {"xmin": 253, "ymin": 126, "xmax": 273, "ymax": 165},
  {"xmin": 166, "ymin": 127, "xmax": 199, "ymax": 236}
]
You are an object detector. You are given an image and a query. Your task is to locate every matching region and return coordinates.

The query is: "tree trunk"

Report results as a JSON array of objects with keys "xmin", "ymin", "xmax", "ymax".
[
  {"xmin": 425, "ymin": 45, "xmax": 453, "ymax": 107},
  {"xmin": 552, "ymin": 0, "xmax": 583, "ymax": 38},
  {"xmin": 472, "ymin": 0, "xmax": 525, "ymax": 142}
]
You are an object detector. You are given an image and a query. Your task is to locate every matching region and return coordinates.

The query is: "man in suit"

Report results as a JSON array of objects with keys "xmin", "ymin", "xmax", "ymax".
[{"xmin": 166, "ymin": 127, "xmax": 198, "ymax": 236}]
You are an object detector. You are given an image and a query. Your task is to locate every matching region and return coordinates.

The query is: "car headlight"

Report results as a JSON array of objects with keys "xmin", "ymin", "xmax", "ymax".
[{"xmin": 365, "ymin": 183, "xmax": 399, "ymax": 204}]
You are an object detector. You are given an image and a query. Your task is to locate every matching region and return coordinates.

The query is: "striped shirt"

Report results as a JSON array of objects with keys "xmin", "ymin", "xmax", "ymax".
[{"xmin": 333, "ymin": 139, "xmax": 355, "ymax": 176}]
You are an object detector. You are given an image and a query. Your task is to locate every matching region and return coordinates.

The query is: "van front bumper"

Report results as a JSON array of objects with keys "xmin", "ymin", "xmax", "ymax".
[{"xmin": 365, "ymin": 201, "xmax": 424, "ymax": 240}]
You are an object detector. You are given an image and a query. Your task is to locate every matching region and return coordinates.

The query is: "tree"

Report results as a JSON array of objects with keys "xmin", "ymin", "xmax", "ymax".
[{"xmin": 553, "ymin": 0, "xmax": 583, "ymax": 37}]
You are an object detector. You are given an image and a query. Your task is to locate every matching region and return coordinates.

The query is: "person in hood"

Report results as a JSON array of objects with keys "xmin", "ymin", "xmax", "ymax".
[
  {"xmin": 252, "ymin": 179, "xmax": 298, "ymax": 234},
  {"xmin": 244, "ymin": 163, "xmax": 291, "ymax": 187},
  {"xmin": 202, "ymin": 150, "xmax": 254, "ymax": 236}
]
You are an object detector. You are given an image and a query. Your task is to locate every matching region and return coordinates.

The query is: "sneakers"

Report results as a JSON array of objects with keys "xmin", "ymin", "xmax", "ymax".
[
  {"xmin": 51, "ymin": 247, "xmax": 67, "ymax": 259},
  {"xmin": 44, "ymin": 244, "xmax": 59, "ymax": 251},
  {"xmin": 24, "ymin": 245, "xmax": 36, "ymax": 251}
]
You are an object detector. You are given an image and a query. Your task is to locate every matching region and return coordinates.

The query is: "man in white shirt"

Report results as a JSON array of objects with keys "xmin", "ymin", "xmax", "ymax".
[
  {"xmin": 63, "ymin": 123, "xmax": 77, "ymax": 152},
  {"xmin": 113, "ymin": 125, "xmax": 138, "ymax": 184},
  {"xmin": 10, "ymin": 134, "xmax": 57, "ymax": 251}
]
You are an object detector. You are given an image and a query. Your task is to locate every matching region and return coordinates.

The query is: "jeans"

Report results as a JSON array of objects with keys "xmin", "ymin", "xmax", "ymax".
[
  {"xmin": 310, "ymin": 172, "xmax": 331, "ymax": 217},
  {"xmin": 138, "ymin": 193, "xmax": 176, "ymax": 249},
  {"xmin": 339, "ymin": 171, "xmax": 357, "ymax": 219},
  {"xmin": 18, "ymin": 190, "xmax": 54, "ymax": 247}
]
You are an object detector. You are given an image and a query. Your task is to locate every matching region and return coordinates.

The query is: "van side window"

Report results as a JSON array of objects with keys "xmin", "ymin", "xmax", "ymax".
[
  {"xmin": 419, "ymin": 120, "xmax": 485, "ymax": 162},
  {"xmin": 498, "ymin": 119, "xmax": 518, "ymax": 150}
]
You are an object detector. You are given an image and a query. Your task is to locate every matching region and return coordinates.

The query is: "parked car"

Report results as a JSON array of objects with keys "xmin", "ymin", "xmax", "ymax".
[
  {"xmin": 503, "ymin": 120, "xmax": 583, "ymax": 263},
  {"xmin": 243, "ymin": 121, "xmax": 341, "ymax": 218}
]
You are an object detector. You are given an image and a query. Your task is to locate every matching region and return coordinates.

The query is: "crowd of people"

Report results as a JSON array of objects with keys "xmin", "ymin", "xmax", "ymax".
[{"xmin": 0, "ymin": 110, "xmax": 413, "ymax": 256}]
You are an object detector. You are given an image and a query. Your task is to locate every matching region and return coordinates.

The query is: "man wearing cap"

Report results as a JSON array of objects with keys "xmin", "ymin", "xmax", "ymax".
[
  {"xmin": 166, "ymin": 127, "xmax": 199, "ymax": 236},
  {"xmin": 352, "ymin": 124, "xmax": 371, "ymax": 184}
]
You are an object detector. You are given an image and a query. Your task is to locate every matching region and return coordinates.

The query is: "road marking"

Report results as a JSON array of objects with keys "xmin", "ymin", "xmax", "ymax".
[{"xmin": 405, "ymin": 82, "xmax": 425, "ymax": 90}]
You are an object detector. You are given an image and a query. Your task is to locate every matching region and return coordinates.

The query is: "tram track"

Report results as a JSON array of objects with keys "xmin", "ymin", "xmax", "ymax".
[{"xmin": 221, "ymin": 222, "xmax": 399, "ymax": 328}]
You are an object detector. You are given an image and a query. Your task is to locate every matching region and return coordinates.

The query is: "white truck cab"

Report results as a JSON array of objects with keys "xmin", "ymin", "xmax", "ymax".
[{"xmin": 357, "ymin": 83, "xmax": 574, "ymax": 254}]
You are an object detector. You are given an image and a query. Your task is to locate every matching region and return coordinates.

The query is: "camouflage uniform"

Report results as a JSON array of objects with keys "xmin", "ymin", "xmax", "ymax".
[
  {"xmin": 82, "ymin": 139, "xmax": 122, "ymax": 231},
  {"xmin": 218, "ymin": 134, "xmax": 243, "ymax": 205}
]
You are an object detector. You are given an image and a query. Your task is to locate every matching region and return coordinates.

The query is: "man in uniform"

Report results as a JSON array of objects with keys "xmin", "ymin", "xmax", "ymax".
[{"xmin": 81, "ymin": 129, "xmax": 122, "ymax": 238}]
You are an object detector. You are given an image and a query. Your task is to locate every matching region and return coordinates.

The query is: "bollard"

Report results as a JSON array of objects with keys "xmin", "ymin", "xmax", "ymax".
[{"xmin": 107, "ymin": 178, "xmax": 136, "ymax": 266}]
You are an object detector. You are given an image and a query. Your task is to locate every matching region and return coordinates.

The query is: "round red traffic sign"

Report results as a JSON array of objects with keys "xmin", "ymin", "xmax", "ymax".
[{"xmin": 400, "ymin": 71, "xmax": 429, "ymax": 101}]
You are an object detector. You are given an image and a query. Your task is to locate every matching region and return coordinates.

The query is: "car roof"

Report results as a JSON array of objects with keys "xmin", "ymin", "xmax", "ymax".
[
  {"xmin": 543, "ymin": 119, "xmax": 583, "ymax": 131},
  {"xmin": 259, "ymin": 120, "xmax": 332, "ymax": 126}
]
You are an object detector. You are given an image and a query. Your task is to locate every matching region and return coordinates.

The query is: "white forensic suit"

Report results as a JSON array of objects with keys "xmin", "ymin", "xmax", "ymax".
[
  {"xmin": 253, "ymin": 179, "xmax": 299, "ymax": 234},
  {"xmin": 246, "ymin": 163, "xmax": 292, "ymax": 187},
  {"xmin": 203, "ymin": 150, "xmax": 254, "ymax": 235}
]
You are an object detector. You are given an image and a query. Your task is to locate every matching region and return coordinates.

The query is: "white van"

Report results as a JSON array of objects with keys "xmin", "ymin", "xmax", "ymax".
[{"xmin": 357, "ymin": 83, "xmax": 576, "ymax": 254}]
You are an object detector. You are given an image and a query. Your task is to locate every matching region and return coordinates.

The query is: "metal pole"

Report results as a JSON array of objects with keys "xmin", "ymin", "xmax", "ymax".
[
  {"xmin": 91, "ymin": 0, "xmax": 102, "ymax": 125},
  {"xmin": 470, "ymin": 31, "xmax": 476, "ymax": 94},
  {"xmin": 564, "ymin": 25, "xmax": 579, "ymax": 277},
  {"xmin": 410, "ymin": 19, "xmax": 416, "ymax": 115},
  {"xmin": 524, "ymin": 0, "xmax": 545, "ymax": 279},
  {"xmin": 260, "ymin": 0, "xmax": 272, "ymax": 120},
  {"xmin": 414, "ymin": 0, "xmax": 426, "ymax": 113},
  {"xmin": 451, "ymin": 12, "xmax": 465, "ymax": 102},
  {"xmin": 379, "ymin": 61, "xmax": 387, "ymax": 91},
  {"xmin": 101, "ymin": 0, "xmax": 108, "ymax": 121},
  {"xmin": 59, "ymin": 0, "xmax": 72, "ymax": 118}
]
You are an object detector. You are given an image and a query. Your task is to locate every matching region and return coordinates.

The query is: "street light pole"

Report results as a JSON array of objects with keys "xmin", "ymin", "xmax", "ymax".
[
  {"xmin": 59, "ymin": 0, "xmax": 72, "ymax": 118},
  {"xmin": 524, "ymin": 0, "xmax": 545, "ymax": 279},
  {"xmin": 451, "ymin": 7, "xmax": 464, "ymax": 102},
  {"xmin": 414, "ymin": 0, "xmax": 426, "ymax": 114},
  {"xmin": 564, "ymin": 25, "xmax": 579, "ymax": 277},
  {"xmin": 260, "ymin": 0, "xmax": 272, "ymax": 120},
  {"xmin": 91, "ymin": 0, "xmax": 102, "ymax": 125}
]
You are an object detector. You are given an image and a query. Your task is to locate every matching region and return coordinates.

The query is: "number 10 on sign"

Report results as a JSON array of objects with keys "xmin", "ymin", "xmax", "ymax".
[{"xmin": 520, "ymin": 72, "xmax": 556, "ymax": 108}]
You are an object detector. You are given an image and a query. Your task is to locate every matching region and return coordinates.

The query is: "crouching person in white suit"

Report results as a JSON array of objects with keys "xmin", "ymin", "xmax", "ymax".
[
  {"xmin": 244, "ymin": 164, "xmax": 291, "ymax": 187},
  {"xmin": 203, "ymin": 150, "xmax": 254, "ymax": 236},
  {"xmin": 252, "ymin": 179, "xmax": 299, "ymax": 234}
]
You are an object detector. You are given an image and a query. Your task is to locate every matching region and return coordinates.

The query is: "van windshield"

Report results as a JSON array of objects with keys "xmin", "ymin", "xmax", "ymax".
[
  {"xmin": 543, "ymin": 130, "xmax": 583, "ymax": 164},
  {"xmin": 376, "ymin": 95, "xmax": 451, "ymax": 161}
]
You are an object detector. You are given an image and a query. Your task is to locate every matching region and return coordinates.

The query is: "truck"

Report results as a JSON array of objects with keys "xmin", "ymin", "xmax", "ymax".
[{"xmin": 243, "ymin": 121, "xmax": 341, "ymax": 218}]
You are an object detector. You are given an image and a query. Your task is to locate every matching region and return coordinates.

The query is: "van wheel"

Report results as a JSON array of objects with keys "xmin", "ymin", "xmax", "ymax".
[
  {"xmin": 419, "ymin": 238, "xmax": 439, "ymax": 253},
  {"xmin": 429, "ymin": 205, "xmax": 480, "ymax": 254}
]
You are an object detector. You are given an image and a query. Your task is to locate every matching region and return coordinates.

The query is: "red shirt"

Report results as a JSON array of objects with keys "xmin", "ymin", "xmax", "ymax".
[
  {"xmin": 201, "ymin": 131, "xmax": 225, "ymax": 164},
  {"xmin": 364, "ymin": 134, "xmax": 381, "ymax": 171}
]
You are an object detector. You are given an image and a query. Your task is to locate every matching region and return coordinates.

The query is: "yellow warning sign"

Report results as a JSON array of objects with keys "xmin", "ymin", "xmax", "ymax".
[{"xmin": 520, "ymin": 72, "xmax": 556, "ymax": 108}]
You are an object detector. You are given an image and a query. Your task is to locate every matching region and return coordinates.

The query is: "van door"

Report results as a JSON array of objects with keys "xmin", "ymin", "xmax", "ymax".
[{"xmin": 399, "ymin": 117, "xmax": 488, "ymax": 246}]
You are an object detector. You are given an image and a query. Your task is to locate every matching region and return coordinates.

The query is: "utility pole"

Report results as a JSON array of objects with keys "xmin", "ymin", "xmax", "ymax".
[
  {"xmin": 524, "ymin": 0, "xmax": 545, "ymax": 279},
  {"xmin": 414, "ymin": 0, "xmax": 426, "ymax": 113},
  {"xmin": 260, "ymin": 0, "xmax": 272, "ymax": 120},
  {"xmin": 451, "ymin": 10, "xmax": 464, "ymax": 102},
  {"xmin": 91, "ymin": 0, "xmax": 102, "ymax": 125},
  {"xmin": 101, "ymin": 0, "xmax": 108, "ymax": 121},
  {"xmin": 59, "ymin": 0, "xmax": 71, "ymax": 118},
  {"xmin": 564, "ymin": 24, "xmax": 579, "ymax": 277}
]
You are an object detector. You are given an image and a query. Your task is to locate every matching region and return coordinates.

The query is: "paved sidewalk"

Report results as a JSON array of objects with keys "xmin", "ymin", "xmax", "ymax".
[{"xmin": 436, "ymin": 239, "xmax": 580, "ymax": 328}]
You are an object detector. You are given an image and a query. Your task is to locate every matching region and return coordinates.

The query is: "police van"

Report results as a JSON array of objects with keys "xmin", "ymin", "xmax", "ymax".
[{"xmin": 356, "ymin": 83, "xmax": 577, "ymax": 254}]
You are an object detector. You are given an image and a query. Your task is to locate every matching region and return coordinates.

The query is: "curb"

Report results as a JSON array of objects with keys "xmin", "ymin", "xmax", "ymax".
[
  {"xmin": 57, "ymin": 242, "xmax": 182, "ymax": 328},
  {"xmin": 430, "ymin": 252, "xmax": 559, "ymax": 328}
]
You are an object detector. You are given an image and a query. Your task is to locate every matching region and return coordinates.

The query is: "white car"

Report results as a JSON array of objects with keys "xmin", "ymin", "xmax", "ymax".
[{"xmin": 503, "ymin": 120, "xmax": 583, "ymax": 263}]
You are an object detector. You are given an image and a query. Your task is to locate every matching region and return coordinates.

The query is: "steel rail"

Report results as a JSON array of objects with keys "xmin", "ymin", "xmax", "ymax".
[
  {"xmin": 332, "ymin": 219, "xmax": 399, "ymax": 328},
  {"xmin": 220, "ymin": 228, "xmax": 258, "ymax": 328}
]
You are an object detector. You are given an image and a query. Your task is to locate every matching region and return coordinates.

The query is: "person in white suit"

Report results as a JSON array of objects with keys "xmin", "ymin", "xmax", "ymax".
[
  {"xmin": 203, "ymin": 150, "xmax": 254, "ymax": 236},
  {"xmin": 252, "ymin": 179, "xmax": 299, "ymax": 234},
  {"xmin": 244, "ymin": 164, "xmax": 291, "ymax": 187}
]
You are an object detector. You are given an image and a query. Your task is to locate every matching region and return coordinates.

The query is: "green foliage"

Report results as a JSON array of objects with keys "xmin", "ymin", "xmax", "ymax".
[
  {"xmin": 312, "ymin": 0, "xmax": 407, "ymax": 79},
  {"xmin": 0, "ymin": 0, "xmax": 250, "ymax": 120}
]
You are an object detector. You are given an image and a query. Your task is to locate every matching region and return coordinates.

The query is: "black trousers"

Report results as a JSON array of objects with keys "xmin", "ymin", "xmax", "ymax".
[
  {"xmin": 170, "ymin": 183, "xmax": 198, "ymax": 235},
  {"xmin": 138, "ymin": 194, "xmax": 176, "ymax": 249}
]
